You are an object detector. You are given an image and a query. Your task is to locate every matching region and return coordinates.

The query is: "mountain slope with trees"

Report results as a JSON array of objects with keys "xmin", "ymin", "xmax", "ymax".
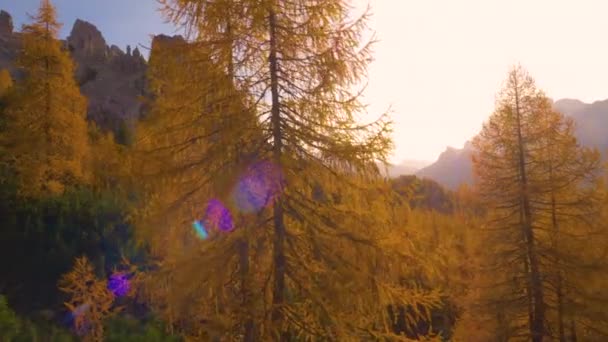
[{"xmin": 0, "ymin": 1, "xmax": 606, "ymax": 342}]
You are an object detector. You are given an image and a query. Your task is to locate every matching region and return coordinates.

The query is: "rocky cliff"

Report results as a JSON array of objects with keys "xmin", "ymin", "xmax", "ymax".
[
  {"xmin": 0, "ymin": 10, "xmax": 20, "ymax": 76},
  {"xmin": 0, "ymin": 10, "xmax": 149, "ymax": 139},
  {"xmin": 0, "ymin": 10, "xmax": 13, "ymax": 36}
]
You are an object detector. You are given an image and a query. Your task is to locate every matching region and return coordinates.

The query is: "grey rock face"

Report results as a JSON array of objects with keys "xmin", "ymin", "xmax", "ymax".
[
  {"xmin": 0, "ymin": 10, "xmax": 20, "ymax": 77},
  {"xmin": 67, "ymin": 19, "xmax": 107, "ymax": 60},
  {"xmin": 0, "ymin": 10, "xmax": 151, "ymax": 137},
  {"xmin": 0, "ymin": 10, "xmax": 13, "ymax": 36},
  {"xmin": 61, "ymin": 18, "xmax": 149, "ymax": 134}
]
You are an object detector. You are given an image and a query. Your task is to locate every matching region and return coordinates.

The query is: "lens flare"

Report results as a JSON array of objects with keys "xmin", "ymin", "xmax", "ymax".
[
  {"xmin": 233, "ymin": 161, "xmax": 283, "ymax": 213},
  {"xmin": 205, "ymin": 199, "xmax": 234, "ymax": 232},
  {"xmin": 193, "ymin": 220, "xmax": 208, "ymax": 239},
  {"xmin": 108, "ymin": 272, "xmax": 130, "ymax": 297}
]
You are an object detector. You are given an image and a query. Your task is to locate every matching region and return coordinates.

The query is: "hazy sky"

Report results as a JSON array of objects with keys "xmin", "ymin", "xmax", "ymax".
[{"xmin": 4, "ymin": 0, "xmax": 608, "ymax": 163}]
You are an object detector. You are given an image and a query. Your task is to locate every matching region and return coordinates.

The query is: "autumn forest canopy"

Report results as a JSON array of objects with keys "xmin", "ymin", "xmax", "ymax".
[{"xmin": 0, "ymin": 0, "xmax": 607, "ymax": 341}]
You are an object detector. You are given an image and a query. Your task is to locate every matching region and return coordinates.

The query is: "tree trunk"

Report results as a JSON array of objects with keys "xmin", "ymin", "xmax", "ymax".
[
  {"xmin": 225, "ymin": 11, "xmax": 257, "ymax": 339},
  {"xmin": 520, "ymin": 208, "xmax": 534, "ymax": 334},
  {"xmin": 513, "ymin": 76, "xmax": 545, "ymax": 342},
  {"xmin": 496, "ymin": 310, "xmax": 509, "ymax": 342},
  {"xmin": 570, "ymin": 319, "xmax": 577, "ymax": 342},
  {"xmin": 544, "ymin": 116, "xmax": 566, "ymax": 342},
  {"xmin": 557, "ymin": 274, "xmax": 566, "ymax": 342},
  {"xmin": 268, "ymin": 7, "xmax": 288, "ymax": 341},
  {"xmin": 551, "ymin": 190, "xmax": 566, "ymax": 342},
  {"xmin": 239, "ymin": 237, "xmax": 255, "ymax": 342}
]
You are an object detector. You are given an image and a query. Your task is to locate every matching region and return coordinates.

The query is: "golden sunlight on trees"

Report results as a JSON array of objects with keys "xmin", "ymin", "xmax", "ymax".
[
  {"xmin": 58, "ymin": 256, "xmax": 116, "ymax": 342},
  {"xmin": 0, "ymin": 69, "xmax": 12, "ymax": 135},
  {"xmin": 0, "ymin": 69, "xmax": 12, "ymax": 99},
  {"xmin": 471, "ymin": 65, "xmax": 608, "ymax": 341},
  {"xmin": 1, "ymin": 1, "xmax": 607, "ymax": 341},
  {"xmin": 3, "ymin": 0, "xmax": 90, "ymax": 197},
  {"xmin": 133, "ymin": 30, "xmax": 265, "ymax": 340},
  {"xmin": 130, "ymin": 0, "xmax": 440, "ymax": 340}
]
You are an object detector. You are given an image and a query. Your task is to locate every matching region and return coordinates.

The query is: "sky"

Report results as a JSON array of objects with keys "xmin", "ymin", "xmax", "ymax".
[
  {"xmin": 5, "ymin": 0, "xmax": 174, "ymax": 55},
  {"xmin": 3, "ymin": 0, "xmax": 608, "ymax": 164}
]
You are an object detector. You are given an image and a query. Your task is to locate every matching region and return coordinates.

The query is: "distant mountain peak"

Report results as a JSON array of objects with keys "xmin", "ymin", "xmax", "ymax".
[
  {"xmin": 416, "ymin": 141, "xmax": 474, "ymax": 190},
  {"xmin": 382, "ymin": 159, "xmax": 431, "ymax": 178},
  {"xmin": 590, "ymin": 98, "xmax": 608, "ymax": 106},
  {"xmin": 554, "ymin": 98, "xmax": 587, "ymax": 116},
  {"xmin": 68, "ymin": 19, "xmax": 107, "ymax": 59},
  {"xmin": 417, "ymin": 98, "xmax": 608, "ymax": 189},
  {"xmin": 555, "ymin": 98, "xmax": 585, "ymax": 105},
  {"xmin": 435, "ymin": 141, "xmax": 473, "ymax": 165}
]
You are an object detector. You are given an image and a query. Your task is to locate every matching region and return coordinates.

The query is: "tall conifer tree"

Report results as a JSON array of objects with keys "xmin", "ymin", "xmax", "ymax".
[
  {"xmin": 134, "ymin": 32, "xmax": 266, "ymax": 340},
  {"xmin": 134, "ymin": 0, "xmax": 440, "ymax": 340},
  {"xmin": 4, "ymin": 0, "xmax": 90, "ymax": 196},
  {"xmin": 473, "ymin": 65, "xmax": 607, "ymax": 341}
]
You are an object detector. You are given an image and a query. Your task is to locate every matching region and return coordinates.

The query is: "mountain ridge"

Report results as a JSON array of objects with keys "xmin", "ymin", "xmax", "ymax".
[
  {"xmin": 2, "ymin": 8, "xmax": 605, "ymax": 189},
  {"xmin": 383, "ymin": 159, "xmax": 432, "ymax": 178},
  {"xmin": 414, "ymin": 141, "xmax": 474, "ymax": 190},
  {"xmin": 0, "ymin": 9, "xmax": 153, "ymax": 139},
  {"xmin": 410, "ymin": 99, "xmax": 608, "ymax": 189}
]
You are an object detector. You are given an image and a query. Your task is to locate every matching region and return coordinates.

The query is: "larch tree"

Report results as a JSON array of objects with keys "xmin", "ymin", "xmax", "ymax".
[
  {"xmin": 473, "ymin": 65, "xmax": 548, "ymax": 341},
  {"xmin": 404, "ymin": 208, "xmax": 474, "ymax": 339},
  {"xmin": 58, "ymin": 256, "xmax": 116, "ymax": 342},
  {"xmin": 133, "ymin": 0, "xmax": 440, "ymax": 340},
  {"xmin": 133, "ymin": 32, "xmax": 266, "ymax": 341},
  {"xmin": 3, "ymin": 0, "xmax": 90, "ymax": 197},
  {"xmin": 533, "ymin": 93, "xmax": 606, "ymax": 341},
  {"xmin": 472, "ymin": 65, "xmax": 607, "ymax": 341}
]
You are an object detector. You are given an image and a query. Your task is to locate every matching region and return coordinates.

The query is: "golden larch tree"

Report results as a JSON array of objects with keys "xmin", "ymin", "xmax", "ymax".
[
  {"xmin": 58, "ymin": 256, "xmax": 116, "ymax": 342},
  {"xmin": 473, "ymin": 65, "xmax": 550, "ymax": 341},
  {"xmin": 472, "ymin": 65, "xmax": 607, "ymax": 341},
  {"xmin": 533, "ymin": 92, "xmax": 606, "ymax": 341},
  {"xmin": 4, "ymin": 0, "xmax": 90, "ymax": 197},
  {"xmin": 136, "ymin": 0, "xmax": 442, "ymax": 340},
  {"xmin": 133, "ymin": 32, "xmax": 266, "ymax": 340}
]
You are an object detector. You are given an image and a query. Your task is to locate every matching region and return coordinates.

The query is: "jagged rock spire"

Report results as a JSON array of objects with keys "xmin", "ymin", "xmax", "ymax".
[
  {"xmin": 0, "ymin": 10, "xmax": 13, "ymax": 36},
  {"xmin": 67, "ymin": 19, "xmax": 107, "ymax": 59}
]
